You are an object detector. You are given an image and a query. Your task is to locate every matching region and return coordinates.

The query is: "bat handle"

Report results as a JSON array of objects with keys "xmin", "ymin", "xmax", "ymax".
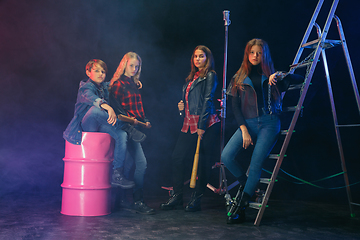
[{"xmin": 190, "ymin": 135, "xmax": 201, "ymax": 188}]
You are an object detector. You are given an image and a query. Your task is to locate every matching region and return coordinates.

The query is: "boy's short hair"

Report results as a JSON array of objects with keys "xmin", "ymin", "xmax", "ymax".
[{"xmin": 85, "ymin": 59, "xmax": 108, "ymax": 73}]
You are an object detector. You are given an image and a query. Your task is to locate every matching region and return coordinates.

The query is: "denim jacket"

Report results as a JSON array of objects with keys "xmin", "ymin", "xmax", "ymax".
[{"xmin": 63, "ymin": 78, "xmax": 109, "ymax": 145}]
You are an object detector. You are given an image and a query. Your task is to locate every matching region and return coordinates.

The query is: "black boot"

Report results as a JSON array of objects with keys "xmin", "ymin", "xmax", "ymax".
[
  {"xmin": 227, "ymin": 209, "xmax": 246, "ymax": 224},
  {"xmin": 225, "ymin": 184, "xmax": 244, "ymax": 212},
  {"xmin": 160, "ymin": 193, "xmax": 183, "ymax": 210},
  {"xmin": 131, "ymin": 189, "xmax": 155, "ymax": 215},
  {"xmin": 121, "ymin": 123, "xmax": 146, "ymax": 142},
  {"xmin": 226, "ymin": 191, "xmax": 251, "ymax": 224},
  {"xmin": 185, "ymin": 192, "xmax": 203, "ymax": 212},
  {"xmin": 111, "ymin": 168, "xmax": 135, "ymax": 189}
]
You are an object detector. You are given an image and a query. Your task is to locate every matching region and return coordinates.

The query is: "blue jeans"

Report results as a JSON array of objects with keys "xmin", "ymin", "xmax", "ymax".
[
  {"xmin": 81, "ymin": 106, "xmax": 127, "ymax": 169},
  {"xmin": 221, "ymin": 114, "xmax": 280, "ymax": 197},
  {"xmin": 81, "ymin": 106, "xmax": 147, "ymax": 191},
  {"xmin": 122, "ymin": 140, "xmax": 147, "ymax": 191}
]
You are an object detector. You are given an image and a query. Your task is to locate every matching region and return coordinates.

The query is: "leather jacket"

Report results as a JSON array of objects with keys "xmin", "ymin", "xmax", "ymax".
[
  {"xmin": 230, "ymin": 74, "xmax": 303, "ymax": 126},
  {"xmin": 182, "ymin": 71, "xmax": 218, "ymax": 130}
]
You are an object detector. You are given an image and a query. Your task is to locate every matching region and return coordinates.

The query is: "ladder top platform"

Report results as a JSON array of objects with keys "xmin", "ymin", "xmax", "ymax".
[{"xmin": 302, "ymin": 38, "xmax": 342, "ymax": 49}]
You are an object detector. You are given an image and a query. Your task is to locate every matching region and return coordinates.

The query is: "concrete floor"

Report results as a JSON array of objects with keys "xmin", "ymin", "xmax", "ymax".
[{"xmin": 1, "ymin": 191, "xmax": 359, "ymax": 240}]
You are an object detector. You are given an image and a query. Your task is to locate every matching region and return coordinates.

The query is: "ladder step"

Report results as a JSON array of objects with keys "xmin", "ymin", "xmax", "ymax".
[
  {"xmin": 268, "ymin": 154, "xmax": 278, "ymax": 160},
  {"xmin": 259, "ymin": 178, "xmax": 271, "ymax": 184},
  {"xmin": 336, "ymin": 124, "xmax": 360, "ymax": 128},
  {"xmin": 249, "ymin": 202, "xmax": 268, "ymax": 210},
  {"xmin": 287, "ymin": 83, "xmax": 303, "ymax": 90},
  {"xmin": 259, "ymin": 178, "xmax": 278, "ymax": 184},
  {"xmin": 302, "ymin": 39, "xmax": 342, "ymax": 49},
  {"xmin": 350, "ymin": 202, "xmax": 360, "ymax": 207},
  {"xmin": 284, "ymin": 106, "xmax": 296, "ymax": 112},
  {"xmin": 289, "ymin": 61, "xmax": 313, "ymax": 69},
  {"xmin": 280, "ymin": 130, "xmax": 295, "ymax": 135},
  {"xmin": 287, "ymin": 83, "xmax": 311, "ymax": 91},
  {"xmin": 268, "ymin": 154, "xmax": 286, "ymax": 160},
  {"xmin": 283, "ymin": 106, "xmax": 304, "ymax": 112}
]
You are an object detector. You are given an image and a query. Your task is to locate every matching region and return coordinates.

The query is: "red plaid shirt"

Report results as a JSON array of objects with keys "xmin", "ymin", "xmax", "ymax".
[
  {"xmin": 181, "ymin": 72, "xmax": 220, "ymax": 134},
  {"xmin": 111, "ymin": 75, "xmax": 145, "ymax": 120}
]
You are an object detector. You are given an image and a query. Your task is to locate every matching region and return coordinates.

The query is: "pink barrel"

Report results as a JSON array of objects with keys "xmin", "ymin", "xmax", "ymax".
[{"xmin": 61, "ymin": 132, "xmax": 114, "ymax": 216}]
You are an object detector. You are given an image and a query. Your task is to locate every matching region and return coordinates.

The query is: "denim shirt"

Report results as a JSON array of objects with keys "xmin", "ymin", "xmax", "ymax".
[{"xmin": 63, "ymin": 78, "xmax": 110, "ymax": 145}]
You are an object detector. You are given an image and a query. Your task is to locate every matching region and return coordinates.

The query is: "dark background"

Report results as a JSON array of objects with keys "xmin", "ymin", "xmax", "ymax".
[{"xmin": 0, "ymin": 0, "xmax": 359, "ymax": 206}]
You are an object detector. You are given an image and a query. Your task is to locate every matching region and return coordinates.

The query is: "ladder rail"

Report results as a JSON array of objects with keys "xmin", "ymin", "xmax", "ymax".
[
  {"xmin": 315, "ymin": 21, "xmax": 355, "ymax": 216},
  {"xmin": 255, "ymin": 42, "xmax": 323, "ymax": 225},
  {"xmin": 254, "ymin": 65, "xmax": 316, "ymax": 225},
  {"xmin": 321, "ymin": 47, "xmax": 354, "ymax": 215},
  {"xmin": 290, "ymin": 0, "xmax": 324, "ymax": 72},
  {"xmin": 334, "ymin": 15, "xmax": 360, "ymax": 114}
]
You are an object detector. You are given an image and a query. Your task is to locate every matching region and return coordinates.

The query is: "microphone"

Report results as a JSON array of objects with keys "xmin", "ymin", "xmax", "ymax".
[{"xmin": 223, "ymin": 10, "xmax": 231, "ymax": 26}]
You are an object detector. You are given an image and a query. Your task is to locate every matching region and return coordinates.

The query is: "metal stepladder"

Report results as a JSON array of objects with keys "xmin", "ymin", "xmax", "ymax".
[{"xmin": 251, "ymin": 0, "xmax": 360, "ymax": 226}]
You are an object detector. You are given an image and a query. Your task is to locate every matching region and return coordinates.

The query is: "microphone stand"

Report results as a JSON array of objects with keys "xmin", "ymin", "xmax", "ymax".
[
  {"xmin": 207, "ymin": 11, "xmax": 232, "ymax": 202},
  {"xmin": 221, "ymin": 10, "xmax": 231, "ymax": 153}
]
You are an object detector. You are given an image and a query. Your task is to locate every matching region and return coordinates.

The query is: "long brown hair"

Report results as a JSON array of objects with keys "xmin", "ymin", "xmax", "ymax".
[
  {"xmin": 110, "ymin": 52, "xmax": 142, "ymax": 87},
  {"xmin": 186, "ymin": 45, "xmax": 215, "ymax": 82},
  {"xmin": 232, "ymin": 39, "xmax": 274, "ymax": 92}
]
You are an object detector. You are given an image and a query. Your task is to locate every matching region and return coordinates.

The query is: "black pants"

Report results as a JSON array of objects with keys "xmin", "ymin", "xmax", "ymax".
[{"xmin": 171, "ymin": 122, "xmax": 220, "ymax": 195}]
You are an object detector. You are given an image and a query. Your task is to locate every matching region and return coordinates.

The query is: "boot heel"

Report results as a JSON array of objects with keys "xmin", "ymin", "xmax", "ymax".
[
  {"xmin": 160, "ymin": 193, "xmax": 183, "ymax": 210},
  {"xmin": 184, "ymin": 192, "xmax": 203, "ymax": 212},
  {"xmin": 160, "ymin": 201, "xmax": 183, "ymax": 210}
]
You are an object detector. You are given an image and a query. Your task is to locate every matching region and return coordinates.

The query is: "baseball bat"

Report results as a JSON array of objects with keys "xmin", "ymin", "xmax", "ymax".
[
  {"xmin": 117, "ymin": 114, "xmax": 148, "ymax": 128},
  {"xmin": 190, "ymin": 135, "xmax": 201, "ymax": 188}
]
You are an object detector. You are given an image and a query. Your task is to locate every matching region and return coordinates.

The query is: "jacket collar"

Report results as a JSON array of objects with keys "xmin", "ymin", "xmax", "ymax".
[
  {"xmin": 87, "ymin": 78, "xmax": 106, "ymax": 88},
  {"xmin": 189, "ymin": 75, "xmax": 206, "ymax": 92},
  {"xmin": 183, "ymin": 74, "xmax": 207, "ymax": 92},
  {"xmin": 243, "ymin": 75, "xmax": 267, "ymax": 88}
]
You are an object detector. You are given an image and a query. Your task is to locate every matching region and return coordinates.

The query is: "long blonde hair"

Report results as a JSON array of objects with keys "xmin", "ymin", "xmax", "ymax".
[
  {"xmin": 232, "ymin": 39, "xmax": 274, "ymax": 93},
  {"xmin": 110, "ymin": 52, "xmax": 142, "ymax": 87}
]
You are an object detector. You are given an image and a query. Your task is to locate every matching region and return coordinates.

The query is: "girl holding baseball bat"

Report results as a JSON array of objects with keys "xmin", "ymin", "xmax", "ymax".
[
  {"xmin": 160, "ymin": 45, "xmax": 220, "ymax": 212},
  {"xmin": 109, "ymin": 52, "xmax": 154, "ymax": 215},
  {"xmin": 222, "ymin": 39, "xmax": 303, "ymax": 224}
]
